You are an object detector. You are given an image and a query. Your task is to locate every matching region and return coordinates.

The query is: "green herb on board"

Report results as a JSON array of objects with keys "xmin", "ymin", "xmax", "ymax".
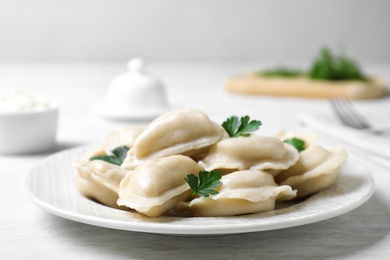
[
  {"xmin": 259, "ymin": 67, "xmax": 304, "ymax": 78},
  {"xmin": 308, "ymin": 47, "xmax": 367, "ymax": 81},
  {"xmin": 256, "ymin": 47, "xmax": 367, "ymax": 81}
]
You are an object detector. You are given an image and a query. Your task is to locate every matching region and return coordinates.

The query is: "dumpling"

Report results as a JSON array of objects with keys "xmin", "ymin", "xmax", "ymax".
[
  {"xmin": 117, "ymin": 155, "xmax": 203, "ymax": 217},
  {"xmin": 274, "ymin": 145, "xmax": 347, "ymax": 199},
  {"xmin": 81, "ymin": 145, "xmax": 108, "ymax": 161},
  {"xmin": 74, "ymin": 160, "xmax": 130, "ymax": 209},
  {"xmin": 199, "ymin": 135, "xmax": 299, "ymax": 172},
  {"xmin": 275, "ymin": 131, "xmax": 319, "ymax": 148},
  {"xmin": 267, "ymin": 131, "xmax": 319, "ymax": 176},
  {"xmin": 79, "ymin": 125, "xmax": 146, "ymax": 162},
  {"xmin": 181, "ymin": 170, "xmax": 296, "ymax": 217},
  {"xmin": 103, "ymin": 125, "xmax": 146, "ymax": 151},
  {"xmin": 122, "ymin": 108, "xmax": 226, "ymax": 169}
]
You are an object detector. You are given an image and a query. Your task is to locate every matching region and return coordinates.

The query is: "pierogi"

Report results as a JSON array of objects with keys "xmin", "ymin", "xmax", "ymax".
[
  {"xmin": 103, "ymin": 125, "xmax": 146, "ymax": 152},
  {"xmin": 118, "ymin": 155, "xmax": 203, "ymax": 217},
  {"xmin": 276, "ymin": 131, "xmax": 319, "ymax": 148},
  {"xmin": 74, "ymin": 107, "xmax": 348, "ymax": 218},
  {"xmin": 199, "ymin": 135, "xmax": 299, "ymax": 172},
  {"xmin": 178, "ymin": 170, "xmax": 296, "ymax": 217},
  {"xmin": 275, "ymin": 145, "xmax": 347, "ymax": 199},
  {"xmin": 74, "ymin": 160, "xmax": 129, "ymax": 209},
  {"xmin": 122, "ymin": 108, "xmax": 226, "ymax": 170}
]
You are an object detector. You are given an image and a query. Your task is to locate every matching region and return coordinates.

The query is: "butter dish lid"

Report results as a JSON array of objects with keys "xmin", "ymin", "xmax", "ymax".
[{"xmin": 93, "ymin": 58, "xmax": 174, "ymax": 121}]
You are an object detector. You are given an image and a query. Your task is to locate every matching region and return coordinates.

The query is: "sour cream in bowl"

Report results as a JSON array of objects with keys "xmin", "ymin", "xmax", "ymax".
[{"xmin": 0, "ymin": 89, "xmax": 58, "ymax": 155}]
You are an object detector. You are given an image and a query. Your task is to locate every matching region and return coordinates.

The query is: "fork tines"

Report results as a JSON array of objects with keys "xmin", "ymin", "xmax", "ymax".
[{"xmin": 330, "ymin": 98, "xmax": 371, "ymax": 129}]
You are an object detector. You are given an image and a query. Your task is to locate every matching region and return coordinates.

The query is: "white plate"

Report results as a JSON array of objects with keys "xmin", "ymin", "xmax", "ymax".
[{"xmin": 23, "ymin": 145, "xmax": 375, "ymax": 236}]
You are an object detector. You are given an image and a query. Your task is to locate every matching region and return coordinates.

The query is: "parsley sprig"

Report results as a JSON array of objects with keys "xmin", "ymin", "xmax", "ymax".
[
  {"xmin": 90, "ymin": 145, "xmax": 130, "ymax": 165},
  {"xmin": 222, "ymin": 115, "xmax": 262, "ymax": 137},
  {"xmin": 283, "ymin": 138, "xmax": 305, "ymax": 152},
  {"xmin": 185, "ymin": 170, "xmax": 222, "ymax": 201}
]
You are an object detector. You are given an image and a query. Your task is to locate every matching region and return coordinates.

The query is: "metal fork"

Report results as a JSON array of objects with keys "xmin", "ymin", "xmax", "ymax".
[{"xmin": 330, "ymin": 98, "xmax": 389, "ymax": 135}]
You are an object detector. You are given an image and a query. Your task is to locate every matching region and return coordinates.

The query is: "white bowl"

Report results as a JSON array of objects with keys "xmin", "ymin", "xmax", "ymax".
[{"xmin": 0, "ymin": 106, "xmax": 58, "ymax": 155}]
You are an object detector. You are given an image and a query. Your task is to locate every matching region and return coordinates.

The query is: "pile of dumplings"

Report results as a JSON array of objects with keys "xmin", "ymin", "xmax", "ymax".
[{"xmin": 74, "ymin": 108, "xmax": 347, "ymax": 218}]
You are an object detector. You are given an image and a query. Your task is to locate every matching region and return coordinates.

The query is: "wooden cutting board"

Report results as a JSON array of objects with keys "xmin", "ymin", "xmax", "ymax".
[{"xmin": 224, "ymin": 73, "xmax": 388, "ymax": 99}]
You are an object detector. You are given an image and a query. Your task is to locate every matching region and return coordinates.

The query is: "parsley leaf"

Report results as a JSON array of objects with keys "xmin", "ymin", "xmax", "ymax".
[
  {"xmin": 90, "ymin": 145, "xmax": 130, "ymax": 165},
  {"xmin": 185, "ymin": 170, "xmax": 222, "ymax": 201},
  {"xmin": 222, "ymin": 115, "xmax": 262, "ymax": 137},
  {"xmin": 283, "ymin": 138, "xmax": 305, "ymax": 152}
]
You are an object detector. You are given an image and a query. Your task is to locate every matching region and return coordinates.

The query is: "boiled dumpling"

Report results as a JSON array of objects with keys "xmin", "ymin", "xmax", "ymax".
[
  {"xmin": 275, "ymin": 145, "xmax": 347, "ymax": 199},
  {"xmin": 79, "ymin": 125, "xmax": 146, "ymax": 162},
  {"xmin": 118, "ymin": 155, "xmax": 203, "ymax": 217},
  {"xmin": 122, "ymin": 108, "xmax": 226, "ymax": 169},
  {"xmin": 199, "ymin": 135, "xmax": 299, "ymax": 172},
  {"xmin": 81, "ymin": 146, "xmax": 107, "ymax": 161},
  {"xmin": 74, "ymin": 160, "xmax": 130, "ymax": 209},
  {"xmin": 103, "ymin": 125, "xmax": 146, "ymax": 151},
  {"xmin": 268, "ymin": 131, "xmax": 319, "ymax": 176},
  {"xmin": 182, "ymin": 170, "xmax": 296, "ymax": 217},
  {"xmin": 275, "ymin": 131, "xmax": 318, "ymax": 148}
]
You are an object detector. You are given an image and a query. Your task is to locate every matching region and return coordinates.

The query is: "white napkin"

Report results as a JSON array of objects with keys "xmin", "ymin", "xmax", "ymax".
[{"xmin": 298, "ymin": 113, "xmax": 390, "ymax": 162}]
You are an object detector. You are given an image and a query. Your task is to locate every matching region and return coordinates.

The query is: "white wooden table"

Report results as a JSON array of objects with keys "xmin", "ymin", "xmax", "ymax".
[{"xmin": 1, "ymin": 61, "xmax": 390, "ymax": 259}]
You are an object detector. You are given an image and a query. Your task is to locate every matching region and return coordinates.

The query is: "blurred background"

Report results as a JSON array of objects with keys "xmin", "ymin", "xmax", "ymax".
[
  {"xmin": 1, "ymin": 0, "xmax": 389, "ymax": 63},
  {"xmin": 1, "ymin": 0, "xmax": 390, "ymax": 143}
]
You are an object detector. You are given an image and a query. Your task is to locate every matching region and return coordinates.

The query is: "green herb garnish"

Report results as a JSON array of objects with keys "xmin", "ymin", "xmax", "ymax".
[
  {"xmin": 283, "ymin": 138, "xmax": 305, "ymax": 152},
  {"xmin": 256, "ymin": 47, "xmax": 367, "ymax": 81},
  {"xmin": 90, "ymin": 145, "xmax": 130, "ymax": 165},
  {"xmin": 222, "ymin": 115, "xmax": 262, "ymax": 137},
  {"xmin": 308, "ymin": 47, "xmax": 367, "ymax": 81},
  {"xmin": 259, "ymin": 67, "xmax": 303, "ymax": 78},
  {"xmin": 185, "ymin": 170, "xmax": 222, "ymax": 201}
]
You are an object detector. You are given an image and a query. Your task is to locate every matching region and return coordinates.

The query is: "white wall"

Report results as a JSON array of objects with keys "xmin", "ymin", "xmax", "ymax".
[{"xmin": 0, "ymin": 0, "xmax": 389, "ymax": 62}]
